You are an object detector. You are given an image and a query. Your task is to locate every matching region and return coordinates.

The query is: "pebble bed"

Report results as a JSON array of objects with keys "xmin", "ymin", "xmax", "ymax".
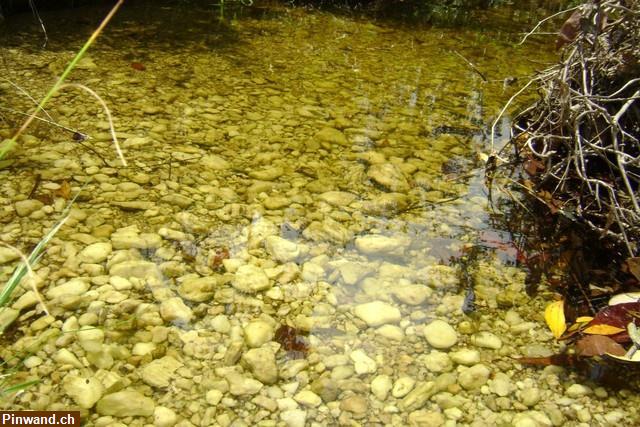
[{"xmin": 0, "ymin": 3, "xmax": 637, "ymax": 426}]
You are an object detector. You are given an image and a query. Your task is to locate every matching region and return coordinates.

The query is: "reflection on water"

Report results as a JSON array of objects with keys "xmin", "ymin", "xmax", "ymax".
[{"xmin": 1, "ymin": 2, "xmax": 634, "ymax": 426}]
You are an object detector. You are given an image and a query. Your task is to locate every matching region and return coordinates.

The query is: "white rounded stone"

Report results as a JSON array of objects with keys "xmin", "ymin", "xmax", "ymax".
[
  {"xmin": 371, "ymin": 375, "xmax": 393, "ymax": 401},
  {"xmin": 423, "ymin": 319, "xmax": 458, "ymax": 350},
  {"xmin": 354, "ymin": 301, "xmax": 401, "ymax": 327},
  {"xmin": 233, "ymin": 264, "xmax": 271, "ymax": 293},
  {"xmin": 78, "ymin": 242, "xmax": 112, "ymax": 263}
]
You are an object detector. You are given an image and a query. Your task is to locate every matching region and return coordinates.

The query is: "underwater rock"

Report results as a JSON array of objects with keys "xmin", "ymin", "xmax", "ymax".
[
  {"xmin": 350, "ymin": 349, "xmax": 377, "ymax": 374},
  {"xmin": 109, "ymin": 260, "xmax": 161, "ymax": 279},
  {"xmin": 140, "ymin": 356, "xmax": 183, "ymax": 388},
  {"xmin": 458, "ymin": 364, "xmax": 490, "ymax": 390},
  {"xmin": 265, "ymin": 236, "xmax": 300, "ymax": 263},
  {"xmin": 318, "ymin": 191, "xmax": 357, "ymax": 206},
  {"xmin": 201, "ymin": 154, "xmax": 230, "ymax": 170},
  {"xmin": 354, "ymin": 301, "xmax": 401, "ymax": 327},
  {"xmin": 355, "ymin": 234, "xmax": 409, "ymax": 257},
  {"xmin": 78, "ymin": 242, "xmax": 112, "ymax": 263},
  {"xmin": 315, "ymin": 127, "xmax": 349, "ymax": 146},
  {"xmin": 159, "ymin": 297, "xmax": 193, "ymax": 324},
  {"xmin": 371, "ymin": 375, "xmax": 393, "ymax": 401},
  {"xmin": 225, "ymin": 371, "xmax": 263, "ymax": 396},
  {"xmin": 62, "ymin": 375, "xmax": 104, "ymax": 409},
  {"xmin": 244, "ymin": 320, "xmax": 275, "ymax": 348},
  {"xmin": 294, "ymin": 390, "xmax": 322, "ymax": 407},
  {"xmin": 392, "ymin": 376, "xmax": 416, "ymax": 398},
  {"xmin": 96, "ymin": 389, "xmax": 155, "ymax": 417},
  {"xmin": 367, "ymin": 163, "xmax": 410, "ymax": 193},
  {"xmin": 280, "ymin": 409, "xmax": 307, "ymax": 427},
  {"xmin": 423, "ymin": 319, "xmax": 458, "ymax": 350},
  {"xmin": 233, "ymin": 264, "xmax": 271, "ymax": 293},
  {"xmin": 250, "ymin": 166, "xmax": 284, "ymax": 181},
  {"xmin": 161, "ymin": 193, "xmax": 194, "ymax": 208},
  {"xmin": 46, "ymin": 278, "xmax": 89, "ymax": 300},
  {"xmin": 470, "ymin": 331, "xmax": 503, "ymax": 349},
  {"xmin": 14, "ymin": 199, "xmax": 44, "ymax": 217},
  {"xmin": 0, "ymin": 247, "xmax": 20, "ymax": 264},
  {"xmin": 340, "ymin": 395, "xmax": 368, "ymax": 417},
  {"xmin": 153, "ymin": 406, "xmax": 178, "ymax": 427},
  {"xmin": 450, "ymin": 348, "xmax": 480, "ymax": 366},
  {"xmin": 178, "ymin": 275, "xmax": 217, "ymax": 302},
  {"xmin": 392, "ymin": 283, "xmax": 432, "ymax": 306},
  {"xmin": 242, "ymin": 347, "xmax": 278, "ymax": 384}
]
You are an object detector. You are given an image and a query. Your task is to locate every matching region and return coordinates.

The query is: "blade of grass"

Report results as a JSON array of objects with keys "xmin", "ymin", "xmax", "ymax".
[
  {"xmin": 0, "ymin": 379, "xmax": 40, "ymax": 397},
  {"xmin": 0, "ymin": 0, "xmax": 124, "ymax": 160}
]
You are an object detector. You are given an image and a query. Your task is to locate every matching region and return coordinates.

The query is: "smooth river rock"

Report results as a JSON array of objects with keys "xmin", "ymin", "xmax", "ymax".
[
  {"xmin": 354, "ymin": 301, "xmax": 401, "ymax": 327},
  {"xmin": 423, "ymin": 319, "xmax": 458, "ymax": 350},
  {"xmin": 96, "ymin": 389, "xmax": 155, "ymax": 416}
]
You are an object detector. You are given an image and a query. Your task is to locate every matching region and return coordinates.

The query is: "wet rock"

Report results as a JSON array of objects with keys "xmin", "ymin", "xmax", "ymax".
[
  {"xmin": 242, "ymin": 347, "xmax": 278, "ymax": 384},
  {"xmin": 519, "ymin": 387, "xmax": 541, "ymax": 407},
  {"xmin": 159, "ymin": 297, "xmax": 193, "ymax": 324},
  {"xmin": 335, "ymin": 261, "xmax": 371, "ymax": 285},
  {"xmin": 233, "ymin": 264, "xmax": 271, "ymax": 293},
  {"xmin": 15, "ymin": 199, "xmax": 44, "ymax": 217},
  {"xmin": 392, "ymin": 376, "xmax": 416, "ymax": 398},
  {"xmin": 375, "ymin": 324, "xmax": 404, "ymax": 341},
  {"xmin": 62, "ymin": 375, "xmax": 104, "ymax": 408},
  {"xmin": 250, "ymin": 166, "xmax": 284, "ymax": 181},
  {"xmin": 355, "ymin": 234, "xmax": 409, "ymax": 257},
  {"xmin": 318, "ymin": 191, "xmax": 357, "ymax": 206},
  {"xmin": 111, "ymin": 228, "xmax": 162, "ymax": 250},
  {"xmin": 265, "ymin": 236, "xmax": 300, "ymax": 263},
  {"xmin": 423, "ymin": 319, "xmax": 458, "ymax": 350},
  {"xmin": 302, "ymin": 218, "xmax": 352, "ymax": 245},
  {"xmin": 96, "ymin": 389, "xmax": 155, "ymax": 416},
  {"xmin": 202, "ymin": 154, "xmax": 230, "ymax": 170},
  {"xmin": 315, "ymin": 127, "xmax": 348, "ymax": 146},
  {"xmin": 350, "ymin": 349, "xmax": 377, "ymax": 374},
  {"xmin": 354, "ymin": 301, "xmax": 401, "ymax": 327},
  {"xmin": 244, "ymin": 320, "xmax": 274, "ymax": 348},
  {"xmin": 450, "ymin": 348, "xmax": 480, "ymax": 366},
  {"xmin": 310, "ymin": 376, "xmax": 338, "ymax": 402},
  {"xmin": 360, "ymin": 192, "xmax": 409, "ymax": 216},
  {"xmin": 46, "ymin": 278, "xmax": 90, "ymax": 299},
  {"xmin": 205, "ymin": 389, "xmax": 223, "ymax": 405},
  {"xmin": 458, "ymin": 364, "xmax": 490, "ymax": 390},
  {"xmin": 371, "ymin": 375, "xmax": 393, "ymax": 401},
  {"xmin": 512, "ymin": 411, "xmax": 552, "ymax": 427},
  {"xmin": 264, "ymin": 195, "xmax": 291, "ymax": 210},
  {"xmin": 53, "ymin": 348, "xmax": 83, "ymax": 368},
  {"xmin": 408, "ymin": 410, "xmax": 445, "ymax": 427},
  {"xmin": 280, "ymin": 409, "xmax": 307, "ymax": 427},
  {"xmin": 489, "ymin": 372, "xmax": 514, "ymax": 397},
  {"xmin": 294, "ymin": 390, "xmax": 322, "ymax": 407},
  {"xmin": 226, "ymin": 372, "xmax": 263, "ymax": 396},
  {"xmin": 0, "ymin": 308, "xmax": 19, "ymax": 333},
  {"xmin": 392, "ymin": 283, "xmax": 432, "ymax": 305},
  {"xmin": 470, "ymin": 331, "xmax": 502, "ymax": 349},
  {"xmin": 111, "ymin": 201, "xmax": 156, "ymax": 211},
  {"xmin": 161, "ymin": 193, "xmax": 194, "ymax": 208},
  {"xmin": 367, "ymin": 163, "xmax": 410, "ymax": 192},
  {"xmin": 422, "ymin": 351, "xmax": 453, "ymax": 373},
  {"xmin": 178, "ymin": 276, "xmax": 217, "ymax": 302},
  {"xmin": 340, "ymin": 395, "xmax": 368, "ymax": 416},
  {"xmin": 280, "ymin": 359, "xmax": 308, "ymax": 379},
  {"xmin": 565, "ymin": 383, "xmax": 592, "ymax": 398},
  {"xmin": 0, "ymin": 247, "xmax": 20, "ymax": 264},
  {"xmin": 78, "ymin": 242, "xmax": 112, "ymax": 263},
  {"xmin": 140, "ymin": 356, "xmax": 183, "ymax": 388},
  {"xmin": 109, "ymin": 260, "xmax": 161, "ymax": 279},
  {"xmin": 400, "ymin": 373, "xmax": 455, "ymax": 411},
  {"xmin": 153, "ymin": 406, "xmax": 178, "ymax": 427}
]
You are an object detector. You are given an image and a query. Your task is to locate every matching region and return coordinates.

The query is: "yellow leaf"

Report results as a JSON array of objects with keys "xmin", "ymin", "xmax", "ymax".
[
  {"xmin": 583, "ymin": 324, "xmax": 626, "ymax": 335},
  {"xmin": 575, "ymin": 316, "xmax": 594, "ymax": 323},
  {"xmin": 544, "ymin": 300, "xmax": 567, "ymax": 339}
]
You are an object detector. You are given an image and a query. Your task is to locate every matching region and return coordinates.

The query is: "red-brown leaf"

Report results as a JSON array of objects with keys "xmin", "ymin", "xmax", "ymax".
[
  {"xmin": 585, "ymin": 302, "xmax": 640, "ymax": 332},
  {"xmin": 575, "ymin": 335, "xmax": 626, "ymax": 357}
]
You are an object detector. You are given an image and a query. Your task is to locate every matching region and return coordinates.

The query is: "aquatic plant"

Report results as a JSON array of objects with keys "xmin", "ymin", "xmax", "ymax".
[{"xmin": 0, "ymin": 0, "xmax": 125, "ymax": 164}]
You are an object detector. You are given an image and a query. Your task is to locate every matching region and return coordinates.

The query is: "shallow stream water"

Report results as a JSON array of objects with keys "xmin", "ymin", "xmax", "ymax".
[{"xmin": 0, "ymin": 1, "xmax": 636, "ymax": 426}]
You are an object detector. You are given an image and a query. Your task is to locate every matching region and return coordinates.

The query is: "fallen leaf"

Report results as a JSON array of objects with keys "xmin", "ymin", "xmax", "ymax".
[
  {"xmin": 545, "ymin": 300, "xmax": 567, "ymax": 339},
  {"xmin": 54, "ymin": 180, "xmax": 71, "ymax": 200},
  {"xmin": 583, "ymin": 302, "xmax": 640, "ymax": 335},
  {"xmin": 575, "ymin": 335, "xmax": 626, "ymax": 357},
  {"xmin": 583, "ymin": 324, "xmax": 626, "ymax": 335}
]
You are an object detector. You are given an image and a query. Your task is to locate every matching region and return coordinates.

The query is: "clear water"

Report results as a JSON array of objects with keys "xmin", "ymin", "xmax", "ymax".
[{"xmin": 1, "ymin": 2, "xmax": 635, "ymax": 426}]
